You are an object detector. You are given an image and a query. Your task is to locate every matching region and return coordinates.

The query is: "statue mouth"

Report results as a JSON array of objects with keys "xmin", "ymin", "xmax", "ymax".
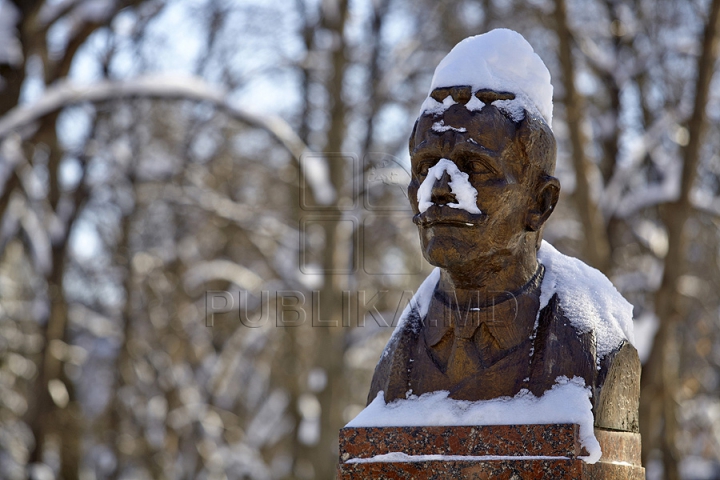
[{"xmin": 413, "ymin": 205, "xmax": 485, "ymax": 228}]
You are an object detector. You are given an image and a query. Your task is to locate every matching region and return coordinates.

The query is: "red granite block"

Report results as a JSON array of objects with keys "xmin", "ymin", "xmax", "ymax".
[
  {"xmin": 338, "ymin": 458, "xmax": 646, "ymax": 479},
  {"xmin": 337, "ymin": 424, "xmax": 645, "ymax": 479},
  {"xmin": 339, "ymin": 459, "xmax": 584, "ymax": 479},
  {"xmin": 339, "ymin": 424, "xmax": 581, "ymax": 461}
]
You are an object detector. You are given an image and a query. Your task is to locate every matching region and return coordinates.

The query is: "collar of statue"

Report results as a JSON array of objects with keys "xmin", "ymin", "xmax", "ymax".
[{"xmin": 431, "ymin": 263, "xmax": 545, "ymax": 312}]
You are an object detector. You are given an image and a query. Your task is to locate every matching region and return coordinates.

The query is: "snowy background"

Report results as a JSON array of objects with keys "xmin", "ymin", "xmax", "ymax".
[{"xmin": 0, "ymin": 0, "xmax": 719, "ymax": 479}]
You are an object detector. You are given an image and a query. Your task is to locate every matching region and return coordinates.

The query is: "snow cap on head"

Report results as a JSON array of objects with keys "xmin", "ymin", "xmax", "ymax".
[{"xmin": 423, "ymin": 29, "xmax": 553, "ymax": 126}]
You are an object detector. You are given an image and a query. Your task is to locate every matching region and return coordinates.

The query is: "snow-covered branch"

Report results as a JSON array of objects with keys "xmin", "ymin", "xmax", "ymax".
[
  {"xmin": 0, "ymin": 75, "xmax": 306, "ymax": 158},
  {"xmin": 183, "ymin": 259, "xmax": 264, "ymax": 292},
  {"xmin": 0, "ymin": 74, "xmax": 336, "ymax": 204}
]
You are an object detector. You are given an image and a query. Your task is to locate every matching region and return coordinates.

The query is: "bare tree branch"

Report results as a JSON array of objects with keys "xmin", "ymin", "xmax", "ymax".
[
  {"xmin": 0, "ymin": 76, "xmax": 308, "ymax": 159},
  {"xmin": 0, "ymin": 75, "xmax": 338, "ymax": 205}
]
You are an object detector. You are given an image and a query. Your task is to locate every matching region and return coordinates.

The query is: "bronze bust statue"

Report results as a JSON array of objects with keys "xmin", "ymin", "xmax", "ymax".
[{"xmin": 367, "ymin": 30, "xmax": 640, "ymax": 434}]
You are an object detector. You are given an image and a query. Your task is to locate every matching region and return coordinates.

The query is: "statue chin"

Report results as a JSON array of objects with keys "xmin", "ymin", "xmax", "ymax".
[{"xmin": 421, "ymin": 238, "xmax": 472, "ymax": 270}]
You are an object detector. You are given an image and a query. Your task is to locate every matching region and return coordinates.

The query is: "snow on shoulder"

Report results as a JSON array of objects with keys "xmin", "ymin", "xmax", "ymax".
[
  {"xmin": 537, "ymin": 240, "xmax": 635, "ymax": 358},
  {"xmin": 420, "ymin": 29, "xmax": 553, "ymax": 125},
  {"xmin": 382, "ymin": 267, "xmax": 439, "ymax": 351},
  {"xmin": 347, "ymin": 377, "xmax": 602, "ymax": 464}
]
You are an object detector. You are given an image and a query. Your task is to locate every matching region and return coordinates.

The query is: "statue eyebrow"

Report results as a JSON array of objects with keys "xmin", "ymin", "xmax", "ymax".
[
  {"xmin": 453, "ymin": 140, "xmax": 496, "ymax": 155},
  {"xmin": 411, "ymin": 138, "xmax": 427, "ymax": 153},
  {"xmin": 456, "ymin": 142, "xmax": 518, "ymax": 183},
  {"xmin": 410, "ymin": 144, "xmax": 440, "ymax": 161},
  {"xmin": 451, "ymin": 142, "xmax": 504, "ymax": 175}
]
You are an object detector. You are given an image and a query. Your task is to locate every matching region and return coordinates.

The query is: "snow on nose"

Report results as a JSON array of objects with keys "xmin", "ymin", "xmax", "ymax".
[{"xmin": 417, "ymin": 159, "xmax": 482, "ymax": 214}]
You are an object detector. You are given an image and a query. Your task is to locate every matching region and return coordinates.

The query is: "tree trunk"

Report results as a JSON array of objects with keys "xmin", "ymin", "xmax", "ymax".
[
  {"xmin": 311, "ymin": 1, "xmax": 351, "ymax": 478},
  {"xmin": 639, "ymin": 0, "xmax": 720, "ymax": 478},
  {"xmin": 554, "ymin": 0, "xmax": 611, "ymax": 272}
]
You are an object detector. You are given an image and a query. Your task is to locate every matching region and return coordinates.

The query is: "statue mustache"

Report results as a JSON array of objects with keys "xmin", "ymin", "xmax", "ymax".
[{"xmin": 413, "ymin": 204, "xmax": 485, "ymax": 227}]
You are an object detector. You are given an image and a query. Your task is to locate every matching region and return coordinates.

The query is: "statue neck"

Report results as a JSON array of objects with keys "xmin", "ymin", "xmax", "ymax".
[{"xmin": 437, "ymin": 241, "xmax": 540, "ymax": 306}]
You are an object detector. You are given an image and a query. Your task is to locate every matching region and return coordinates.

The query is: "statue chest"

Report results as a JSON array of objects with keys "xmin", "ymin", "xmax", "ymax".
[{"xmin": 407, "ymin": 295, "xmax": 538, "ymax": 400}]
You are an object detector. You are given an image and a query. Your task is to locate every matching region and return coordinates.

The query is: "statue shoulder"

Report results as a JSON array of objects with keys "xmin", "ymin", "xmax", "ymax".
[
  {"xmin": 528, "ymin": 293, "xmax": 597, "ymax": 396},
  {"xmin": 366, "ymin": 308, "xmax": 423, "ymax": 405},
  {"xmin": 367, "ymin": 269, "xmax": 440, "ymax": 404},
  {"xmin": 533, "ymin": 293, "xmax": 640, "ymax": 432},
  {"xmin": 538, "ymin": 241, "xmax": 635, "ymax": 359}
]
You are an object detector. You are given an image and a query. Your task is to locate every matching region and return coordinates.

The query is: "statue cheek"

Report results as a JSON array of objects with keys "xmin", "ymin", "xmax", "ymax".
[{"xmin": 408, "ymin": 181, "xmax": 421, "ymax": 211}]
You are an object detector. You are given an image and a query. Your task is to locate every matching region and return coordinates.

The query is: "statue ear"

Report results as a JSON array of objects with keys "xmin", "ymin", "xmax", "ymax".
[{"xmin": 526, "ymin": 176, "xmax": 560, "ymax": 231}]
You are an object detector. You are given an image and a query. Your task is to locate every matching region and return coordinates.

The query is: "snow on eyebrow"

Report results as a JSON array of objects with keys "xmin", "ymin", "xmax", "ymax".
[
  {"xmin": 420, "ymin": 95, "xmax": 457, "ymax": 116},
  {"xmin": 416, "ymin": 159, "xmax": 482, "ymax": 214},
  {"xmin": 419, "ymin": 29, "xmax": 553, "ymax": 126},
  {"xmin": 432, "ymin": 120, "xmax": 467, "ymax": 133},
  {"xmin": 465, "ymin": 95, "xmax": 485, "ymax": 112},
  {"xmin": 492, "ymin": 99, "xmax": 526, "ymax": 123}
]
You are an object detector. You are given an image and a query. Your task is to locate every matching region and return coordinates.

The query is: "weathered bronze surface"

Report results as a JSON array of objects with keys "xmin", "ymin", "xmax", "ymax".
[{"xmin": 367, "ymin": 87, "xmax": 640, "ymax": 433}]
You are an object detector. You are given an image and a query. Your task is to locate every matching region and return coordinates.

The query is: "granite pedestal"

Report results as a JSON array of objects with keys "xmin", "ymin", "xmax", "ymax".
[{"xmin": 337, "ymin": 424, "xmax": 644, "ymax": 479}]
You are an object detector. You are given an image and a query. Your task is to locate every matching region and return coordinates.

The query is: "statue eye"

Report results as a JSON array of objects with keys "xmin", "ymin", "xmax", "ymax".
[
  {"xmin": 468, "ymin": 160, "xmax": 491, "ymax": 174},
  {"xmin": 417, "ymin": 162, "xmax": 433, "ymax": 176}
]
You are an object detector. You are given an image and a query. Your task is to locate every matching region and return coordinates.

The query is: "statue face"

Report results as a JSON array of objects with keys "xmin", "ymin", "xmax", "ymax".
[{"xmin": 408, "ymin": 103, "xmax": 540, "ymax": 271}]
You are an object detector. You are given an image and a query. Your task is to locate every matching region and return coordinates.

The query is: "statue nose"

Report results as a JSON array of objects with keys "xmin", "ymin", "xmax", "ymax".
[{"xmin": 430, "ymin": 171, "xmax": 457, "ymax": 206}]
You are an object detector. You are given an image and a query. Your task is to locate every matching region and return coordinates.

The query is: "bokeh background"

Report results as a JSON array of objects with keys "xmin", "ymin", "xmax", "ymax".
[{"xmin": 1, "ymin": 0, "xmax": 719, "ymax": 479}]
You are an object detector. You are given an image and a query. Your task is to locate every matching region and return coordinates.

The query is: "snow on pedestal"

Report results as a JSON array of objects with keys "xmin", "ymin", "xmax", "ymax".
[{"xmin": 347, "ymin": 377, "xmax": 601, "ymax": 464}]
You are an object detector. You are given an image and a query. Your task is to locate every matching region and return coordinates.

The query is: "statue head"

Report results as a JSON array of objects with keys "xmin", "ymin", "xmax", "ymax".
[{"xmin": 407, "ymin": 30, "xmax": 560, "ymax": 281}]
